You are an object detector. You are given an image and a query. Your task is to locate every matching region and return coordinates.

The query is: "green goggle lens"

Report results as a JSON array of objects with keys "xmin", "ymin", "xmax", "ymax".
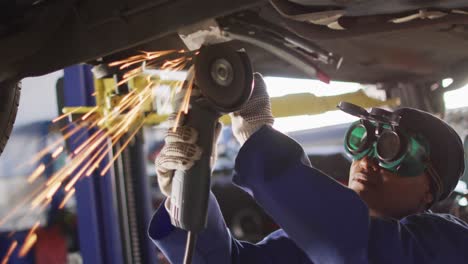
[
  {"xmin": 396, "ymin": 136, "xmax": 429, "ymax": 176},
  {"xmin": 347, "ymin": 124, "xmax": 367, "ymax": 151},
  {"xmin": 376, "ymin": 131, "xmax": 401, "ymax": 161}
]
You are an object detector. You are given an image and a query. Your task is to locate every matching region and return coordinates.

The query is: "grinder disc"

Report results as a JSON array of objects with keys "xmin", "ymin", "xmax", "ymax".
[{"xmin": 194, "ymin": 44, "xmax": 253, "ymax": 113}]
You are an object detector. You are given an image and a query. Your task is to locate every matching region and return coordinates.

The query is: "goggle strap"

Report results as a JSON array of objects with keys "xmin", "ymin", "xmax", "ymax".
[{"xmin": 427, "ymin": 163, "xmax": 443, "ymax": 202}]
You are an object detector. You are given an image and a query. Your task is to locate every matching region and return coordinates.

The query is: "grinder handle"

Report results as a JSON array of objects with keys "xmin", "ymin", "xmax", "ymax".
[{"xmin": 169, "ymin": 99, "xmax": 221, "ymax": 232}]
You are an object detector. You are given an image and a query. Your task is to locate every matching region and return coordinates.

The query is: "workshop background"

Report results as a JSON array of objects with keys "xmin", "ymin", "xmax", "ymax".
[{"xmin": 0, "ymin": 67, "xmax": 467, "ymax": 264}]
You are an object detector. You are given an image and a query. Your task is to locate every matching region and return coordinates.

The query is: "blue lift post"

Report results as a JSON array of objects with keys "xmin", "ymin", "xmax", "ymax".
[
  {"xmin": 62, "ymin": 65, "xmax": 157, "ymax": 264},
  {"xmin": 112, "ymin": 73, "xmax": 158, "ymax": 264},
  {"xmin": 63, "ymin": 65, "xmax": 124, "ymax": 264}
]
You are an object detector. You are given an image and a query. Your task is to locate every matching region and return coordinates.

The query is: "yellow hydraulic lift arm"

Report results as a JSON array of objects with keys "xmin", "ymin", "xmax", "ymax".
[{"xmin": 62, "ymin": 76, "xmax": 399, "ymax": 127}]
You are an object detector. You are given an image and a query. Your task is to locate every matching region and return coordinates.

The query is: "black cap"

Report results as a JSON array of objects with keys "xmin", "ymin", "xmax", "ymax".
[{"xmin": 394, "ymin": 108, "xmax": 465, "ymax": 202}]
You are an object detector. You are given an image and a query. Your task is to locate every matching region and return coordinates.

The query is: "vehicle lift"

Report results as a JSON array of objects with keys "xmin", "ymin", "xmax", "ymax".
[{"xmin": 62, "ymin": 65, "xmax": 157, "ymax": 264}]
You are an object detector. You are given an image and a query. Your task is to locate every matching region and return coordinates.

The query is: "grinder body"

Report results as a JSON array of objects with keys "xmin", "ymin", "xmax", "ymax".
[
  {"xmin": 169, "ymin": 100, "xmax": 221, "ymax": 232},
  {"xmin": 168, "ymin": 44, "xmax": 253, "ymax": 263}
]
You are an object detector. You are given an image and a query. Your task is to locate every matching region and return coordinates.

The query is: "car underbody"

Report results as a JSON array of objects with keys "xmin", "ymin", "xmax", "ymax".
[
  {"xmin": 1, "ymin": 0, "xmax": 468, "ymax": 84},
  {"xmin": 1, "ymin": 0, "xmax": 468, "ymax": 153}
]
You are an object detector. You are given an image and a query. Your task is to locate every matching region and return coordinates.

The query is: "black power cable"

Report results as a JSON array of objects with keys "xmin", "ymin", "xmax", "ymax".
[{"xmin": 183, "ymin": 232, "xmax": 197, "ymax": 264}]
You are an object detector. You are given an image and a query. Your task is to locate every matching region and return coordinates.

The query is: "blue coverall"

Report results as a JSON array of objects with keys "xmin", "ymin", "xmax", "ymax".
[{"xmin": 148, "ymin": 126, "xmax": 468, "ymax": 263}]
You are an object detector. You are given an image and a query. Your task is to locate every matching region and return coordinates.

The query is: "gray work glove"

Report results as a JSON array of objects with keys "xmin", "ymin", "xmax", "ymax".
[
  {"xmin": 155, "ymin": 70, "xmax": 222, "ymax": 197},
  {"xmin": 155, "ymin": 120, "xmax": 201, "ymax": 197},
  {"xmin": 229, "ymin": 73, "xmax": 274, "ymax": 146}
]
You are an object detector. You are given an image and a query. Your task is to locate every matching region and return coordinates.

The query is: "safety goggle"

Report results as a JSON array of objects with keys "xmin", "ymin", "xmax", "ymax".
[{"xmin": 344, "ymin": 119, "xmax": 430, "ymax": 177}]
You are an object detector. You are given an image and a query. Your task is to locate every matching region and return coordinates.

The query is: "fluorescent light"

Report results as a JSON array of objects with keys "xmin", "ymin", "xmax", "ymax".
[
  {"xmin": 455, "ymin": 181, "xmax": 468, "ymax": 194},
  {"xmin": 444, "ymin": 83, "xmax": 468, "ymax": 109},
  {"xmin": 458, "ymin": 197, "xmax": 468, "ymax": 207},
  {"xmin": 273, "ymin": 110, "xmax": 359, "ymax": 133},
  {"xmin": 442, "ymin": 78, "xmax": 453, "ymax": 88},
  {"xmin": 264, "ymin": 77, "xmax": 362, "ymax": 98}
]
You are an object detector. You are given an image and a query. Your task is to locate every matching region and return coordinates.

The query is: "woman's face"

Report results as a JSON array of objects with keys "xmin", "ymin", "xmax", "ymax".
[{"xmin": 349, "ymin": 156, "xmax": 433, "ymax": 219}]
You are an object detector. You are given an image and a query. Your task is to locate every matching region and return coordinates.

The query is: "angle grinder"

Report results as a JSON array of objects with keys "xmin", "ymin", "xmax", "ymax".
[{"xmin": 168, "ymin": 43, "xmax": 253, "ymax": 264}]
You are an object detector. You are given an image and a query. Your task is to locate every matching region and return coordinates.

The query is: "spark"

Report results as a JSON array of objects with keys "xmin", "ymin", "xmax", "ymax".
[
  {"xmin": 0, "ymin": 183, "xmax": 47, "ymax": 226},
  {"xmin": 1, "ymin": 49, "xmax": 195, "ymax": 257},
  {"xmin": 59, "ymin": 122, "xmax": 75, "ymax": 132},
  {"xmin": 18, "ymin": 233, "xmax": 37, "ymax": 257},
  {"xmin": 64, "ymin": 173, "xmax": 81, "ymax": 192},
  {"xmin": 70, "ymin": 120, "xmax": 101, "ymax": 145},
  {"xmin": 30, "ymin": 181, "xmax": 61, "ymax": 210},
  {"xmin": 30, "ymin": 189, "xmax": 49, "ymax": 209},
  {"xmin": 183, "ymin": 75, "xmax": 194, "ymax": 114},
  {"xmin": 51, "ymin": 146, "xmax": 64, "ymax": 159},
  {"xmin": 27, "ymin": 163, "xmax": 45, "ymax": 183},
  {"xmin": 90, "ymin": 140, "xmax": 119, "ymax": 175},
  {"xmin": 28, "ymin": 222, "xmax": 40, "ymax": 235},
  {"xmin": 59, "ymin": 188, "xmax": 75, "ymax": 209},
  {"xmin": 52, "ymin": 107, "xmax": 84, "ymax": 123},
  {"xmin": 45, "ymin": 165, "xmax": 71, "ymax": 187},
  {"xmin": 81, "ymin": 106, "xmax": 99, "ymax": 121},
  {"xmin": 73, "ymin": 129, "xmax": 106, "ymax": 155},
  {"xmin": 67, "ymin": 143, "xmax": 107, "ymax": 185},
  {"xmin": 122, "ymin": 67, "xmax": 143, "ymax": 80},
  {"xmin": 38, "ymin": 198, "xmax": 52, "ymax": 211},
  {"xmin": 85, "ymin": 163, "xmax": 99, "ymax": 177},
  {"xmin": 118, "ymin": 90, "xmax": 137, "ymax": 106},
  {"xmin": 161, "ymin": 57, "xmax": 187, "ymax": 70},
  {"xmin": 27, "ymin": 124, "xmax": 83, "ymax": 166},
  {"xmin": 172, "ymin": 70, "xmax": 195, "ymax": 132},
  {"xmin": 63, "ymin": 139, "xmax": 107, "ymax": 191},
  {"xmin": 109, "ymin": 50, "xmax": 176, "ymax": 69},
  {"xmin": 1, "ymin": 241, "xmax": 18, "ymax": 264},
  {"xmin": 119, "ymin": 71, "xmax": 142, "ymax": 86},
  {"xmin": 100, "ymin": 120, "xmax": 145, "ymax": 176},
  {"xmin": 46, "ymin": 181, "xmax": 62, "ymax": 199},
  {"xmin": 172, "ymin": 111, "xmax": 184, "ymax": 132}
]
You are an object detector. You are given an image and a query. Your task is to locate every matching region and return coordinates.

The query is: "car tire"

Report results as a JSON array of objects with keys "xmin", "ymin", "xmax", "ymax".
[{"xmin": 0, "ymin": 79, "xmax": 21, "ymax": 156}]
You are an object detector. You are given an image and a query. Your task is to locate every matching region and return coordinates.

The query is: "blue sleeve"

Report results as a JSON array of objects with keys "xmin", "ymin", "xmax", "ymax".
[
  {"xmin": 148, "ymin": 191, "xmax": 308, "ymax": 264},
  {"xmin": 233, "ymin": 125, "xmax": 468, "ymax": 264},
  {"xmin": 148, "ymin": 192, "xmax": 232, "ymax": 263},
  {"xmin": 368, "ymin": 213, "xmax": 468, "ymax": 263},
  {"xmin": 233, "ymin": 125, "xmax": 370, "ymax": 263}
]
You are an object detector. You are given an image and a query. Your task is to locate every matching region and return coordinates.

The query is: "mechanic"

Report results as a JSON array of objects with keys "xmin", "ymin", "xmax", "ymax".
[{"xmin": 149, "ymin": 73, "xmax": 468, "ymax": 263}]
